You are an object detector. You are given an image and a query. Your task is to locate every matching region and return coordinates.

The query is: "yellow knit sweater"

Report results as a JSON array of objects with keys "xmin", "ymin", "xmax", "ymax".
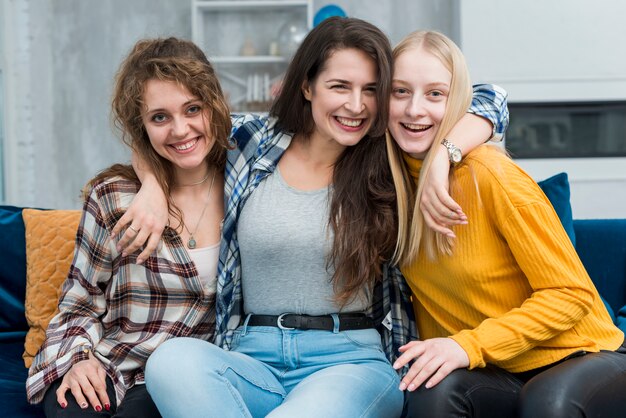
[{"xmin": 402, "ymin": 146, "xmax": 623, "ymax": 372}]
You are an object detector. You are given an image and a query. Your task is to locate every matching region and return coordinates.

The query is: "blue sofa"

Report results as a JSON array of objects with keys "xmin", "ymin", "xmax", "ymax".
[{"xmin": 1, "ymin": 173, "xmax": 625, "ymax": 417}]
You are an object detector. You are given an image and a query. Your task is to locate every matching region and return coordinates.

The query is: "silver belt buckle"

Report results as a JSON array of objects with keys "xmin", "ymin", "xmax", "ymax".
[{"xmin": 277, "ymin": 313, "xmax": 295, "ymax": 330}]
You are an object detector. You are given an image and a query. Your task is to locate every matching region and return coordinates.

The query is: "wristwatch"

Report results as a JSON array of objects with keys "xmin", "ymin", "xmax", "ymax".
[{"xmin": 441, "ymin": 138, "xmax": 462, "ymax": 165}]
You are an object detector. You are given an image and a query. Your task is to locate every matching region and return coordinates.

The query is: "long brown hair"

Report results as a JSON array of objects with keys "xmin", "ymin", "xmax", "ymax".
[
  {"xmin": 272, "ymin": 17, "xmax": 396, "ymax": 304},
  {"xmin": 87, "ymin": 37, "xmax": 231, "ymax": 227},
  {"xmin": 386, "ymin": 31, "xmax": 473, "ymax": 265},
  {"xmin": 271, "ymin": 17, "xmax": 391, "ymax": 137}
]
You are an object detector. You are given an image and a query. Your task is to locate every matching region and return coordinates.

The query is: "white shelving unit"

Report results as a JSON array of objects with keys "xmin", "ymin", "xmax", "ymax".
[{"xmin": 192, "ymin": 0, "xmax": 313, "ymax": 112}]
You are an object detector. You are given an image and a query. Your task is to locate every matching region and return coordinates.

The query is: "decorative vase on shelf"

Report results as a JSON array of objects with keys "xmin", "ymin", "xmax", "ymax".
[
  {"xmin": 276, "ymin": 17, "xmax": 308, "ymax": 59},
  {"xmin": 240, "ymin": 38, "xmax": 257, "ymax": 56}
]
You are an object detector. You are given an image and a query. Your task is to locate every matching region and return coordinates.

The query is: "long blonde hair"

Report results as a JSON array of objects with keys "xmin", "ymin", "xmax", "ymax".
[{"xmin": 386, "ymin": 31, "xmax": 473, "ymax": 266}]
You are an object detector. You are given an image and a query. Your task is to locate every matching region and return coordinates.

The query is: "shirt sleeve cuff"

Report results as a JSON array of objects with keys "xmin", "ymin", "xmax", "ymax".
[
  {"xmin": 450, "ymin": 332, "xmax": 486, "ymax": 370},
  {"xmin": 70, "ymin": 346, "xmax": 91, "ymax": 365}
]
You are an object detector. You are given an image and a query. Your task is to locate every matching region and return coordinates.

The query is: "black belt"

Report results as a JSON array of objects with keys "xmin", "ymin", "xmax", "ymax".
[{"xmin": 247, "ymin": 313, "xmax": 374, "ymax": 331}]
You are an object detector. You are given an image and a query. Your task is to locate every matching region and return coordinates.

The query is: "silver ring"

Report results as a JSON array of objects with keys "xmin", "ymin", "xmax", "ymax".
[
  {"xmin": 128, "ymin": 225, "xmax": 139, "ymax": 234},
  {"xmin": 448, "ymin": 212, "xmax": 455, "ymax": 218}
]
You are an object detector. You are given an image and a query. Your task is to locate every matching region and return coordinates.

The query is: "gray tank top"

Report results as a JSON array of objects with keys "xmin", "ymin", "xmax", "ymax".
[{"xmin": 237, "ymin": 167, "xmax": 370, "ymax": 315}]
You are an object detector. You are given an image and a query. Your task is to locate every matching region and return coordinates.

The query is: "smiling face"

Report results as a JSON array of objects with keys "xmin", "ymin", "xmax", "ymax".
[
  {"xmin": 388, "ymin": 46, "xmax": 451, "ymax": 159},
  {"xmin": 141, "ymin": 79, "xmax": 214, "ymax": 182},
  {"xmin": 302, "ymin": 48, "xmax": 378, "ymax": 148}
]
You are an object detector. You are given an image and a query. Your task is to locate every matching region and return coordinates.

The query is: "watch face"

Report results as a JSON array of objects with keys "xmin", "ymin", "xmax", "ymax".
[{"xmin": 452, "ymin": 149, "xmax": 462, "ymax": 163}]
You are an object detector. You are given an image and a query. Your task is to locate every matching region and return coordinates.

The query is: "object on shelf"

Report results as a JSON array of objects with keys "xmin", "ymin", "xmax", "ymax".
[
  {"xmin": 246, "ymin": 73, "xmax": 272, "ymax": 103},
  {"xmin": 277, "ymin": 17, "xmax": 308, "ymax": 59},
  {"xmin": 269, "ymin": 41, "xmax": 279, "ymax": 56},
  {"xmin": 313, "ymin": 4, "xmax": 347, "ymax": 27},
  {"xmin": 240, "ymin": 38, "xmax": 257, "ymax": 56},
  {"xmin": 192, "ymin": 0, "xmax": 312, "ymax": 112}
]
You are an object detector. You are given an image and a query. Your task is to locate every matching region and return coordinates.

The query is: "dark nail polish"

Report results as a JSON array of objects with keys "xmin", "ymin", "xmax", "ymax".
[
  {"xmin": 60, "ymin": 402, "xmax": 67, "ymax": 409},
  {"xmin": 105, "ymin": 404, "xmax": 110, "ymax": 411},
  {"xmin": 95, "ymin": 405, "xmax": 102, "ymax": 412}
]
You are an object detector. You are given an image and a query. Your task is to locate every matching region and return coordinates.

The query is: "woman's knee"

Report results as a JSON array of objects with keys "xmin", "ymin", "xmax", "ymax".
[
  {"xmin": 270, "ymin": 364, "xmax": 402, "ymax": 418},
  {"xmin": 403, "ymin": 367, "xmax": 519, "ymax": 418},
  {"xmin": 520, "ymin": 374, "xmax": 583, "ymax": 418},
  {"xmin": 520, "ymin": 351, "xmax": 626, "ymax": 418},
  {"xmin": 403, "ymin": 369, "xmax": 470, "ymax": 416},
  {"xmin": 145, "ymin": 337, "xmax": 217, "ymax": 389}
]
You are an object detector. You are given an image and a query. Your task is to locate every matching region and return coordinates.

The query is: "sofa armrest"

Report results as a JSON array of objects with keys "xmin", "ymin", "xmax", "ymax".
[{"xmin": 574, "ymin": 219, "xmax": 626, "ymax": 313}]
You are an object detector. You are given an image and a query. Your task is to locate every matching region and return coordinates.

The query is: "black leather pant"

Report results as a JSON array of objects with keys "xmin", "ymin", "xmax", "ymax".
[
  {"xmin": 403, "ymin": 345, "xmax": 626, "ymax": 418},
  {"xmin": 43, "ymin": 377, "xmax": 161, "ymax": 418}
]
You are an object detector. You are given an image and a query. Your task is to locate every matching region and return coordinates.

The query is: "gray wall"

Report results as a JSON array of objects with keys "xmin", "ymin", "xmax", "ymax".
[
  {"xmin": 1, "ymin": 0, "xmax": 455, "ymax": 209},
  {"xmin": 328, "ymin": 0, "xmax": 457, "ymax": 45},
  {"xmin": 2, "ymin": 0, "xmax": 191, "ymax": 208}
]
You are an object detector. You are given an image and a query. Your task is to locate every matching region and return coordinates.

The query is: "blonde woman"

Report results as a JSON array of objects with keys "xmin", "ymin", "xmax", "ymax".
[{"xmin": 387, "ymin": 31, "xmax": 626, "ymax": 418}]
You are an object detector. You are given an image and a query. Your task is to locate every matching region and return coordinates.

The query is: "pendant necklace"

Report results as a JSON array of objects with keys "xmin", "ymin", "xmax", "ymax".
[{"xmin": 183, "ymin": 170, "xmax": 216, "ymax": 249}]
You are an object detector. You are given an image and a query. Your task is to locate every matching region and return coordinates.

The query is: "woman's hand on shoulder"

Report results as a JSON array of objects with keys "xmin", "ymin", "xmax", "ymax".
[
  {"xmin": 56, "ymin": 353, "xmax": 110, "ymax": 412},
  {"xmin": 420, "ymin": 149, "xmax": 467, "ymax": 238},
  {"xmin": 110, "ymin": 176, "xmax": 168, "ymax": 264},
  {"xmin": 393, "ymin": 337, "xmax": 469, "ymax": 391}
]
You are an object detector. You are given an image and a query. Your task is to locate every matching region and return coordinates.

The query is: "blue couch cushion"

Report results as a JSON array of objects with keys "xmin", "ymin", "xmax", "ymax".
[
  {"xmin": 0, "ymin": 337, "xmax": 44, "ymax": 417},
  {"xmin": 0, "ymin": 205, "xmax": 28, "ymax": 333},
  {"xmin": 537, "ymin": 176, "xmax": 626, "ymax": 333},
  {"xmin": 603, "ymin": 298, "xmax": 617, "ymax": 323},
  {"xmin": 616, "ymin": 306, "xmax": 626, "ymax": 335},
  {"xmin": 537, "ymin": 172, "xmax": 576, "ymax": 247},
  {"xmin": 574, "ymin": 219, "xmax": 626, "ymax": 315}
]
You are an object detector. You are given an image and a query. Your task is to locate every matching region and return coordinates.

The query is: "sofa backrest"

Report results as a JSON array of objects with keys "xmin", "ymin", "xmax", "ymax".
[
  {"xmin": 2, "ymin": 205, "xmax": 626, "ymax": 336},
  {"xmin": 574, "ymin": 219, "xmax": 626, "ymax": 314},
  {"xmin": 0, "ymin": 206, "xmax": 29, "ymax": 338}
]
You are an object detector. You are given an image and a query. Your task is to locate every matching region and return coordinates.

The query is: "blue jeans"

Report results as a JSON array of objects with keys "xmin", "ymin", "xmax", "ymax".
[{"xmin": 145, "ymin": 319, "xmax": 403, "ymax": 418}]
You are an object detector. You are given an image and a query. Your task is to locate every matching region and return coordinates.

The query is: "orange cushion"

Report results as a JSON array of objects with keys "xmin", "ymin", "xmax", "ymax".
[{"xmin": 22, "ymin": 209, "xmax": 82, "ymax": 368}]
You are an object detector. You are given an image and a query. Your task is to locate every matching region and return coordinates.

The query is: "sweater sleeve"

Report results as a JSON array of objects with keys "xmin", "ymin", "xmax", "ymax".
[
  {"xmin": 26, "ymin": 187, "xmax": 113, "ymax": 403},
  {"xmin": 469, "ymin": 84, "xmax": 509, "ymax": 142},
  {"xmin": 450, "ymin": 198, "xmax": 595, "ymax": 369}
]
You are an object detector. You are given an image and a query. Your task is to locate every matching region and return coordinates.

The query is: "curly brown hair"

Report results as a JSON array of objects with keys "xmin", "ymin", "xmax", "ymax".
[{"xmin": 87, "ymin": 37, "xmax": 231, "ymax": 227}]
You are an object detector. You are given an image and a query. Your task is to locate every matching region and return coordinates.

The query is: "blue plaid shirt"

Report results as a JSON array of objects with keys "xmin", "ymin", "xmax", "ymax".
[
  {"xmin": 469, "ymin": 84, "xmax": 509, "ymax": 142},
  {"xmin": 214, "ymin": 84, "xmax": 509, "ymax": 367}
]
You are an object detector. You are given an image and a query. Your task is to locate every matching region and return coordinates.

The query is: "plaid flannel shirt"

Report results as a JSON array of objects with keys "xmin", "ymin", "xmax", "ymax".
[
  {"xmin": 469, "ymin": 83, "xmax": 509, "ymax": 142},
  {"xmin": 26, "ymin": 178, "xmax": 216, "ymax": 405},
  {"xmin": 214, "ymin": 83, "xmax": 508, "ymax": 369}
]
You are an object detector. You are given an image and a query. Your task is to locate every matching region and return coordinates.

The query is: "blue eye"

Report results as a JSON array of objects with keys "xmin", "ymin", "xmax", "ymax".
[
  {"xmin": 151, "ymin": 113, "xmax": 167, "ymax": 123},
  {"xmin": 187, "ymin": 104, "xmax": 201, "ymax": 114}
]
